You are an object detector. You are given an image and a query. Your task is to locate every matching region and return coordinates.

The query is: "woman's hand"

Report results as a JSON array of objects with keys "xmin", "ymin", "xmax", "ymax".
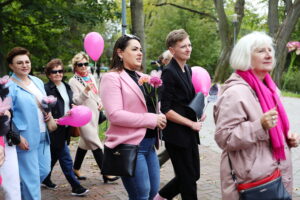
[
  {"xmin": 190, "ymin": 121, "xmax": 203, "ymax": 132},
  {"xmin": 98, "ymin": 102, "xmax": 103, "ymax": 110},
  {"xmin": 84, "ymin": 83, "xmax": 93, "ymax": 94},
  {"xmin": 0, "ymin": 110, "xmax": 11, "ymax": 118},
  {"xmin": 44, "ymin": 112, "xmax": 52, "ymax": 122},
  {"xmin": 18, "ymin": 136, "xmax": 29, "ymax": 150},
  {"xmin": 0, "ymin": 145, "xmax": 4, "ymax": 167},
  {"xmin": 287, "ymin": 132, "xmax": 300, "ymax": 148},
  {"xmin": 157, "ymin": 113, "xmax": 167, "ymax": 130},
  {"xmin": 261, "ymin": 107, "xmax": 278, "ymax": 130}
]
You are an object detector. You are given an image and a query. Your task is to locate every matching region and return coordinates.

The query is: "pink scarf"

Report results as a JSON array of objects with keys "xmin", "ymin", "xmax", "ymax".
[{"xmin": 236, "ymin": 70, "xmax": 289, "ymax": 160}]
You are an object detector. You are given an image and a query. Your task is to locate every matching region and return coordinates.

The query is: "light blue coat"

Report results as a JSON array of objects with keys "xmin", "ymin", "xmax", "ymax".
[
  {"xmin": 8, "ymin": 73, "xmax": 50, "ymax": 150},
  {"xmin": 8, "ymin": 73, "xmax": 51, "ymax": 200}
]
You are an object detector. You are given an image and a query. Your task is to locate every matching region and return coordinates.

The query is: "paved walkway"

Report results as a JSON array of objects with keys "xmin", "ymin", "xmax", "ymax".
[
  {"xmin": 1, "ymin": 94, "xmax": 299, "ymax": 199},
  {"xmin": 40, "ymin": 96, "xmax": 300, "ymax": 200}
]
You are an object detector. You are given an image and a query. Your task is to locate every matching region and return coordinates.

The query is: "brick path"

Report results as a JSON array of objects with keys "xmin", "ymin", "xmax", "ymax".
[
  {"xmin": 41, "ymin": 141, "xmax": 300, "ymax": 200},
  {"xmin": 41, "ymin": 142, "xmax": 222, "ymax": 200},
  {"xmin": 2, "ymin": 95, "xmax": 300, "ymax": 199}
]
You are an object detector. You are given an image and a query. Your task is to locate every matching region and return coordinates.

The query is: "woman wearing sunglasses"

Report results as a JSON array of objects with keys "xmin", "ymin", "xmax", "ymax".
[
  {"xmin": 69, "ymin": 52, "xmax": 118, "ymax": 183},
  {"xmin": 43, "ymin": 58, "xmax": 89, "ymax": 196}
]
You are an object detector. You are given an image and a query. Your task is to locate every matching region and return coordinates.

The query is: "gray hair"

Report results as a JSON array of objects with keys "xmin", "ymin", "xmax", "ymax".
[{"xmin": 230, "ymin": 31, "xmax": 276, "ymax": 71}]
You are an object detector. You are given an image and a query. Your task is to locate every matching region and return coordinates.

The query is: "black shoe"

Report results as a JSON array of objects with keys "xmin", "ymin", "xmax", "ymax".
[
  {"xmin": 103, "ymin": 175, "xmax": 120, "ymax": 183},
  {"xmin": 71, "ymin": 186, "xmax": 89, "ymax": 196},
  {"xmin": 73, "ymin": 169, "xmax": 87, "ymax": 180},
  {"xmin": 42, "ymin": 180, "xmax": 58, "ymax": 190}
]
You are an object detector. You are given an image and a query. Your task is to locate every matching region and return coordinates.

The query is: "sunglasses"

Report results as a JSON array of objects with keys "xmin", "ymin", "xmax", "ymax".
[
  {"xmin": 77, "ymin": 62, "xmax": 89, "ymax": 67},
  {"xmin": 50, "ymin": 69, "xmax": 64, "ymax": 74},
  {"xmin": 123, "ymin": 34, "xmax": 140, "ymax": 40}
]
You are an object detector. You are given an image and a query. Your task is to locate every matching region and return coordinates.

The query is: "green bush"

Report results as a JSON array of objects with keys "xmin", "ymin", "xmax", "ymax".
[{"xmin": 281, "ymin": 71, "xmax": 300, "ymax": 93}]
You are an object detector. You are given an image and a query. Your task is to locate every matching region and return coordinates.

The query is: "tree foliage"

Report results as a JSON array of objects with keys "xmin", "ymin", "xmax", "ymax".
[
  {"xmin": 145, "ymin": 0, "xmax": 220, "ymax": 75},
  {"xmin": 0, "ymin": 0, "xmax": 118, "ymax": 76}
]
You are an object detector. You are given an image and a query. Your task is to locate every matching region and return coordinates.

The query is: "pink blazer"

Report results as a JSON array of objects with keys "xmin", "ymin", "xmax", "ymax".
[{"xmin": 100, "ymin": 70, "xmax": 157, "ymax": 148}]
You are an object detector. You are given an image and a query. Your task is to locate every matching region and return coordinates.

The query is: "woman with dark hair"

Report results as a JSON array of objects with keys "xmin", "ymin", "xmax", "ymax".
[
  {"xmin": 100, "ymin": 34, "xmax": 167, "ymax": 200},
  {"xmin": 43, "ymin": 58, "xmax": 88, "ymax": 196},
  {"xmin": 69, "ymin": 52, "xmax": 118, "ymax": 183},
  {"xmin": 7, "ymin": 47, "xmax": 51, "ymax": 200}
]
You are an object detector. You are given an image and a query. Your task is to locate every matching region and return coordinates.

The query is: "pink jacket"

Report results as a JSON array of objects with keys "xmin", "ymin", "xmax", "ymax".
[
  {"xmin": 214, "ymin": 73, "xmax": 292, "ymax": 200},
  {"xmin": 100, "ymin": 70, "xmax": 157, "ymax": 148}
]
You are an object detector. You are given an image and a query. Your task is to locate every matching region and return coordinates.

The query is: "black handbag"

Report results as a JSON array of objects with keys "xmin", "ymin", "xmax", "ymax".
[
  {"xmin": 227, "ymin": 153, "xmax": 291, "ymax": 200},
  {"xmin": 239, "ymin": 176, "xmax": 291, "ymax": 200},
  {"xmin": 187, "ymin": 92, "xmax": 205, "ymax": 119},
  {"xmin": 102, "ymin": 144, "xmax": 138, "ymax": 177},
  {"xmin": 99, "ymin": 110, "xmax": 107, "ymax": 124}
]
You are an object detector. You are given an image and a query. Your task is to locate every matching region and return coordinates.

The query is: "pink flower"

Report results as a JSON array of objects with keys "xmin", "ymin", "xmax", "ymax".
[
  {"xmin": 0, "ymin": 97, "xmax": 12, "ymax": 114},
  {"xmin": 0, "ymin": 76, "xmax": 10, "ymax": 85},
  {"xmin": 287, "ymin": 41, "xmax": 300, "ymax": 54},
  {"xmin": 149, "ymin": 76, "xmax": 163, "ymax": 88},
  {"xmin": 150, "ymin": 70, "xmax": 162, "ymax": 78},
  {"xmin": 138, "ymin": 75, "xmax": 150, "ymax": 85},
  {"xmin": 42, "ymin": 95, "xmax": 57, "ymax": 104}
]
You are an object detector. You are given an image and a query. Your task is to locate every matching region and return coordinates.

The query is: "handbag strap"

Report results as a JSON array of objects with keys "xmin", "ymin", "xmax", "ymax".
[
  {"xmin": 11, "ymin": 77, "xmax": 46, "ymax": 114},
  {"xmin": 227, "ymin": 152, "xmax": 281, "ymax": 185},
  {"xmin": 227, "ymin": 153, "xmax": 238, "ymax": 184}
]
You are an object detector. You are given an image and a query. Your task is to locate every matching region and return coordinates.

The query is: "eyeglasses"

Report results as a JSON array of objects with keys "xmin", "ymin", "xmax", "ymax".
[
  {"xmin": 50, "ymin": 70, "xmax": 64, "ymax": 74},
  {"xmin": 77, "ymin": 62, "xmax": 89, "ymax": 67}
]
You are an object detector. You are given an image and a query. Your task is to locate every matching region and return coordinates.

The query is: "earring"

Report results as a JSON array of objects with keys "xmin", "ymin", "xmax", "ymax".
[{"xmin": 120, "ymin": 58, "xmax": 123, "ymax": 62}]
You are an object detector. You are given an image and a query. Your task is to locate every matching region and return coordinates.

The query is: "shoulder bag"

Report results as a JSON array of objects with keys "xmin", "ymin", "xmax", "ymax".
[
  {"xmin": 69, "ymin": 126, "xmax": 80, "ymax": 137},
  {"xmin": 102, "ymin": 144, "xmax": 138, "ymax": 177},
  {"xmin": 227, "ymin": 153, "xmax": 291, "ymax": 200},
  {"xmin": 11, "ymin": 78, "xmax": 57, "ymax": 132}
]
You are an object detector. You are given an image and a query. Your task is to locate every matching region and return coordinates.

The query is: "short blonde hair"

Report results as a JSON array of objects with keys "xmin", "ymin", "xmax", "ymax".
[
  {"xmin": 230, "ymin": 31, "xmax": 276, "ymax": 71},
  {"xmin": 71, "ymin": 51, "xmax": 89, "ymax": 71}
]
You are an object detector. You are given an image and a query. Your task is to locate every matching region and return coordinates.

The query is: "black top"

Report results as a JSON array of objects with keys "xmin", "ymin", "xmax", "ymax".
[
  {"xmin": 124, "ymin": 68, "xmax": 156, "ymax": 138},
  {"xmin": 44, "ymin": 80, "xmax": 74, "ymax": 150},
  {"xmin": 160, "ymin": 58, "xmax": 199, "ymax": 148}
]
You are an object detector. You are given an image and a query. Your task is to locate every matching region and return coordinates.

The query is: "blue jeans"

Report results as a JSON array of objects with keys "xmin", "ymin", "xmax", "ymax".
[
  {"xmin": 121, "ymin": 138, "xmax": 160, "ymax": 200},
  {"xmin": 45, "ymin": 142, "xmax": 80, "ymax": 189}
]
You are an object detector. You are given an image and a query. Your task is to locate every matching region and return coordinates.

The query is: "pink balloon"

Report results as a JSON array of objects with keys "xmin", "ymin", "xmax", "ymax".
[
  {"xmin": 191, "ymin": 66, "xmax": 211, "ymax": 96},
  {"xmin": 84, "ymin": 32, "xmax": 104, "ymax": 61},
  {"xmin": 57, "ymin": 105, "xmax": 92, "ymax": 127}
]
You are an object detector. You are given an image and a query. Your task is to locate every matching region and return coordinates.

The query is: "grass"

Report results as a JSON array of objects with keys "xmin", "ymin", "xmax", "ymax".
[{"xmin": 281, "ymin": 91, "xmax": 300, "ymax": 98}]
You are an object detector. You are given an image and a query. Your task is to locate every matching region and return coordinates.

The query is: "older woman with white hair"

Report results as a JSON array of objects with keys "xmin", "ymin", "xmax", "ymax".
[{"xmin": 214, "ymin": 31, "xmax": 299, "ymax": 200}]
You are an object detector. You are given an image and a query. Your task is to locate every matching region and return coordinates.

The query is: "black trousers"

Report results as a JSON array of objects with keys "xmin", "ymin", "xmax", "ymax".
[{"xmin": 159, "ymin": 140, "xmax": 200, "ymax": 200}]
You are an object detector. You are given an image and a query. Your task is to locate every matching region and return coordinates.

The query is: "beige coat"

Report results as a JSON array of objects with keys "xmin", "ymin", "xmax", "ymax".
[
  {"xmin": 69, "ymin": 74, "xmax": 103, "ymax": 150},
  {"xmin": 214, "ymin": 73, "xmax": 292, "ymax": 200}
]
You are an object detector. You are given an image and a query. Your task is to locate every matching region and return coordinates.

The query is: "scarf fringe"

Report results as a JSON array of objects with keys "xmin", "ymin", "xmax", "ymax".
[{"xmin": 273, "ymin": 146, "xmax": 286, "ymax": 161}]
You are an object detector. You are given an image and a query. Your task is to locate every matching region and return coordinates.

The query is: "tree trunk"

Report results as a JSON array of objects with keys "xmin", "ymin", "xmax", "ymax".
[
  {"xmin": 130, "ymin": 0, "xmax": 146, "ymax": 72},
  {"xmin": 213, "ymin": 0, "xmax": 245, "ymax": 83},
  {"xmin": 268, "ymin": 0, "xmax": 279, "ymax": 37},
  {"xmin": 272, "ymin": 0, "xmax": 300, "ymax": 85}
]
